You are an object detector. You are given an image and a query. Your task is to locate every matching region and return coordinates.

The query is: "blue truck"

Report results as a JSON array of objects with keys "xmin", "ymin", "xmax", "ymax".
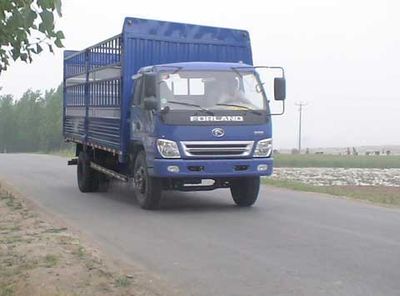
[{"xmin": 63, "ymin": 17, "xmax": 286, "ymax": 209}]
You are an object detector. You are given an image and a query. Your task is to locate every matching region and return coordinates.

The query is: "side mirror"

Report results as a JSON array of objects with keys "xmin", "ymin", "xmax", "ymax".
[
  {"xmin": 143, "ymin": 73, "xmax": 157, "ymax": 98},
  {"xmin": 274, "ymin": 77, "xmax": 286, "ymax": 101},
  {"xmin": 144, "ymin": 96, "xmax": 158, "ymax": 110}
]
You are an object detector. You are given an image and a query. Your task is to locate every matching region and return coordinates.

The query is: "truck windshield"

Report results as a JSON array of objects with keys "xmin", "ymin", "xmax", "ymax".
[{"xmin": 159, "ymin": 70, "xmax": 266, "ymax": 112}]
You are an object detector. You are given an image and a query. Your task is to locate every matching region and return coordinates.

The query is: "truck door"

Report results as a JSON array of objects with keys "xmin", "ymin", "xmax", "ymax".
[{"xmin": 130, "ymin": 74, "xmax": 156, "ymax": 143}]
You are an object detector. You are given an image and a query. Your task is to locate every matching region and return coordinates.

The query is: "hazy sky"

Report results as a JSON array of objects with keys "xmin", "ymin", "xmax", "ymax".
[{"xmin": 1, "ymin": 0, "xmax": 399, "ymax": 149}]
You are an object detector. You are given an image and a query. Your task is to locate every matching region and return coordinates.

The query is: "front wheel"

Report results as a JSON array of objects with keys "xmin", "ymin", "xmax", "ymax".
[
  {"xmin": 230, "ymin": 177, "xmax": 260, "ymax": 207},
  {"xmin": 133, "ymin": 151, "xmax": 162, "ymax": 210}
]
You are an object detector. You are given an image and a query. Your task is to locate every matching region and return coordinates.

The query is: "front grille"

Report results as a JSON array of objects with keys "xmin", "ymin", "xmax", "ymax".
[{"xmin": 181, "ymin": 141, "xmax": 254, "ymax": 158}]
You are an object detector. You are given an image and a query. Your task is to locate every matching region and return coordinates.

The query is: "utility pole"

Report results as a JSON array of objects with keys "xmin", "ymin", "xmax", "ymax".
[{"xmin": 295, "ymin": 101, "xmax": 308, "ymax": 154}]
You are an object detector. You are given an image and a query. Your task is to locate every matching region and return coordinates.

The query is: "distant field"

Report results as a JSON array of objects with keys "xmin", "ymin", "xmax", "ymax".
[
  {"xmin": 263, "ymin": 179, "xmax": 400, "ymax": 207},
  {"xmin": 274, "ymin": 154, "xmax": 400, "ymax": 168}
]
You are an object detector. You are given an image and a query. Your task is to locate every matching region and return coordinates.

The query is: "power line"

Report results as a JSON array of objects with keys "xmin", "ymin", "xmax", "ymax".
[{"xmin": 295, "ymin": 101, "xmax": 308, "ymax": 153}]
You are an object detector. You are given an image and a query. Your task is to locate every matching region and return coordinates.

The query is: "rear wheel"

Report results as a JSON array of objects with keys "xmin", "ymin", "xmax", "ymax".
[
  {"xmin": 77, "ymin": 151, "xmax": 99, "ymax": 192},
  {"xmin": 230, "ymin": 177, "xmax": 260, "ymax": 207},
  {"xmin": 133, "ymin": 151, "xmax": 162, "ymax": 210}
]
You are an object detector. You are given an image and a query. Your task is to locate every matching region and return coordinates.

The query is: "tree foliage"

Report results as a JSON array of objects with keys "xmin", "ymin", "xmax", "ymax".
[
  {"xmin": 0, "ymin": 85, "xmax": 66, "ymax": 152},
  {"xmin": 0, "ymin": 0, "xmax": 64, "ymax": 73}
]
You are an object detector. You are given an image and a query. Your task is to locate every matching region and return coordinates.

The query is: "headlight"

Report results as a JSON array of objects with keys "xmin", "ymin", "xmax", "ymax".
[
  {"xmin": 157, "ymin": 139, "xmax": 181, "ymax": 158},
  {"xmin": 253, "ymin": 138, "xmax": 273, "ymax": 158}
]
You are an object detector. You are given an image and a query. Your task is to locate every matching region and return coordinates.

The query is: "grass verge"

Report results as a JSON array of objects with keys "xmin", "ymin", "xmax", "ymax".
[
  {"xmin": 274, "ymin": 154, "xmax": 400, "ymax": 168},
  {"xmin": 0, "ymin": 183, "xmax": 168, "ymax": 296},
  {"xmin": 263, "ymin": 178, "xmax": 400, "ymax": 207}
]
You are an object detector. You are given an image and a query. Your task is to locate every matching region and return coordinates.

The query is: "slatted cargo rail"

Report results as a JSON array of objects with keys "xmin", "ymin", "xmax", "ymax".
[{"xmin": 64, "ymin": 35, "xmax": 122, "ymax": 154}]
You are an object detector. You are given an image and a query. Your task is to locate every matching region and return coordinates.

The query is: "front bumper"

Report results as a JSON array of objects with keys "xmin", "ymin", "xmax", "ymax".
[{"xmin": 149, "ymin": 158, "xmax": 273, "ymax": 178}]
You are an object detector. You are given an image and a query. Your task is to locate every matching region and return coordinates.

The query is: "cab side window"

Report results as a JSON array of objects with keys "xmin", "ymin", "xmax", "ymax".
[{"xmin": 132, "ymin": 77, "xmax": 143, "ymax": 106}]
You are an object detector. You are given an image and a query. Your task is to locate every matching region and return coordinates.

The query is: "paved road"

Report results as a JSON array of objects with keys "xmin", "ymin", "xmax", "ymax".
[{"xmin": 1, "ymin": 154, "xmax": 400, "ymax": 296}]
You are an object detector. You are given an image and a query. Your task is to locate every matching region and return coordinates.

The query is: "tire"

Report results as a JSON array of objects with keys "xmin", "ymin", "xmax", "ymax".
[
  {"xmin": 77, "ymin": 151, "xmax": 99, "ymax": 192},
  {"xmin": 230, "ymin": 177, "xmax": 260, "ymax": 207},
  {"xmin": 133, "ymin": 151, "xmax": 162, "ymax": 210}
]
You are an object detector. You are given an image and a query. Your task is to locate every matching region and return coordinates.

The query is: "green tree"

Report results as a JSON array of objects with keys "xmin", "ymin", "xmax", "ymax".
[
  {"xmin": 39, "ymin": 85, "xmax": 64, "ymax": 151},
  {"xmin": 0, "ymin": 93, "xmax": 16, "ymax": 152},
  {"xmin": 0, "ymin": 0, "xmax": 64, "ymax": 73},
  {"xmin": 0, "ymin": 85, "xmax": 66, "ymax": 153},
  {"xmin": 13, "ymin": 89, "xmax": 43, "ymax": 151}
]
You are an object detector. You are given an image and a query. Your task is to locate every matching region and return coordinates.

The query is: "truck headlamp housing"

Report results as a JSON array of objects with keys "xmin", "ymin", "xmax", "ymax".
[
  {"xmin": 253, "ymin": 138, "xmax": 273, "ymax": 158},
  {"xmin": 157, "ymin": 139, "xmax": 181, "ymax": 159}
]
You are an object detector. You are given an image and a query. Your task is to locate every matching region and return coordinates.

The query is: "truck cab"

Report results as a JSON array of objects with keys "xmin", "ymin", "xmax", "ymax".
[{"xmin": 129, "ymin": 62, "xmax": 285, "ymax": 208}]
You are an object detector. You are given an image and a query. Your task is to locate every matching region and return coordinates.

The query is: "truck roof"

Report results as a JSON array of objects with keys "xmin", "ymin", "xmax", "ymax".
[
  {"xmin": 161, "ymin": 61, "xmax": 254, "ymax": 71},
  {"xmin": 141, "ymin": 62, "xmax": 255, "ymax": 72}
]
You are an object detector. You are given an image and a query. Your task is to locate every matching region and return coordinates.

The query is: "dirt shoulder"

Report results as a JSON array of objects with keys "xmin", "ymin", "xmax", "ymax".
[{"xmin": 0, "ymin": 182, "xmax": 174, "ymax": 296}]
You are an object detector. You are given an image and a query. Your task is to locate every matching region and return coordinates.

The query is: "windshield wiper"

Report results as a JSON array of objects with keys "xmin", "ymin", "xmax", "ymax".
[
  {"xmin": 215, "ymin": 103, "xmax": 262, "ymax": 115},
  {"xmin": 167, "ymin": 101, "xmax": 214, "ymax": 115}
]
